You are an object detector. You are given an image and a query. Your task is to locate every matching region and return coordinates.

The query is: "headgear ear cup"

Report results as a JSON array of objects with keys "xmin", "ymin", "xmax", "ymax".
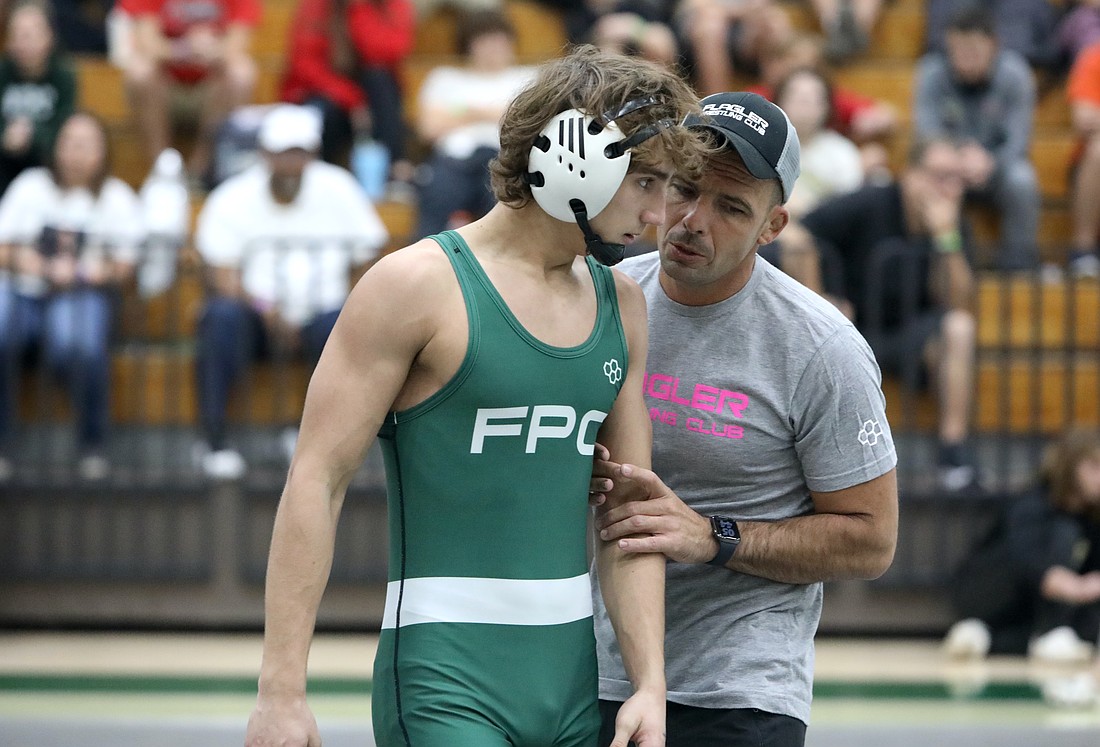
[
  {"xmin": 528, "ymin": 110, "xmax": 632, "ymax": 223},
  {"xmin": 526, "ymin": 98, "xmax": 672, "ymax": 266}
]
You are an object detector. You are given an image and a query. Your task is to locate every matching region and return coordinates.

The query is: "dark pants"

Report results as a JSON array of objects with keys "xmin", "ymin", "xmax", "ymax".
[
  {"xmin": 952, "ymin": 535, "xmax": 1100, "ymax": 655},
  {"xmin": 306, "ymin": 66, "xmax": 407, "ymax": 169},
  {"xmin": 598, "ymin": 699, "xmax": 807, "ymax": 747},
  {"xmin": 414, "ymin": 146, "xmax": 498, "ymax": 240},
  {"xmin": 0, "ymin": 285, "xmax": 113, "ymax": 449},
  {"xmin": 195, "ymin": 297, "xmax": 339, "ymax": 450}
]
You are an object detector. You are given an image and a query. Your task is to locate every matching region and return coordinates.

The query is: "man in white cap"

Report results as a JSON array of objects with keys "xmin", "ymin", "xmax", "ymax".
[
  {"xmin": 195, "ymin": 103, "xmax": 389, "ymax": 480},
  {"xmin": 590, "ymin": 91, "xmax": 899, "ymax": 747}
]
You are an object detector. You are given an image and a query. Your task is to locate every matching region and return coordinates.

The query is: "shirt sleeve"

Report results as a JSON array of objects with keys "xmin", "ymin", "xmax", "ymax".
[
  {"xmin": 993, "ymin": 52, "xmax": 1035, "ymax": 165},
  {"xmin": 790, "ymin": 325, "xmax": 897, "ymax": 493},
  {"xmin": 117, "ymin": 0, "xmax": 158, "ymax": 15},
  {"xmin": 227, "ymin": 0, "xmax": 263, "ymax": 27},
  {"xmin": 1068, "ymin": 45, "xmax": 1100, "ymax": 106},
  {"xmin": 0, "ymin": 171, "xmax": 45, "ymax": 243},
  {"xmin": 912, "ymin": 53, "xmax": 949, "ymax": 138},
  {"xmin": 283, "ymin": 0, "xmax": 364, "ymax": 110},
  {"xmin": 330, "ymin": 170, "xmax": 388, "ymax": 263},
  {"xmin": 348, "ymin": 0, "xmax": 415, "ymax": 67},
  {"xmin": 195, "ymin": 186, "xmax": 246, "ymax": 267}
]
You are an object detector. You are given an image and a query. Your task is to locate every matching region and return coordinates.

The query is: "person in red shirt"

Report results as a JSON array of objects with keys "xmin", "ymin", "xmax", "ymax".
[
  {"xmin": 118, "ymin": 0, "xmax": 260, "ymax": 186},
  {"xmin": 279, "ymin": 0, "xmax": 415, "ymax": 188},
  {"xmin": 1067, "ymin": 39, "xmax": 1100, "ymax": 276}
]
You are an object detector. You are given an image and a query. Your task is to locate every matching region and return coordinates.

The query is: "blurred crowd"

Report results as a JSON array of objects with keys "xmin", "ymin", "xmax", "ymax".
[{"xmin": 0, "ymin": 0, "xmax": 1097, "ymax": 485}]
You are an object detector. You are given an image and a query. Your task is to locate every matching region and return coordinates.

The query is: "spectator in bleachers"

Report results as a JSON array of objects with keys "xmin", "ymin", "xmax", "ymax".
[
  {"xmin": 562, "ymin": 0, "xmax": 679, "ymax": 70},
  {"xmin": 1066, "ymin": 39, "xmax": 1100, "ymax": 276},
  {"xmin": 412, "ymin": 9, "xmax": 534, "ymax": 239},
  {"xmin": 674, "ymin": 0, "xmax": 793, "ymax": 95},
  {"xmin": 117, "ymin": 0, "xmax": 260, "ymax": 189},
  {"xmin": 756, "ymin": 66, "xmax": 863, "ymax": 298},
  {"xmin": 279, "ymin": 0, "xmax": 417, "ymax": 193},
  {"xmin": 913, "ymin": 5, "xmax": 1041, "ymax": 271},
  {"xmin": 943, "ymin": 427, "xmax": 1100, "ymax": 663},
  {"xmin": 0, "ymin": 1, "xmax": 76, "ymax": 197},
  {"xmin": 782, "ymin": 137, "xmax": 981, "ymax": 494},
  {"xmin": 749, "ymin": 32, "xmax": 898, "ymax": 184},
  {"xmin": 925, "ymin": 0, "xmax": 1061, "ymax": 72},
  {"xmin": 0, "ymin": 111, "xmax": 144, "ymax": 483},
  {"xmin": 194, "ymin": 104, "xmax": 388, "ymax": 480},
  {"xmin": 773, "ymin": 66, "xmax": 862, "ymax": 219},
  {"xmin": 807, "ymin": 0, "xmax": 884, "ymax": 64}
]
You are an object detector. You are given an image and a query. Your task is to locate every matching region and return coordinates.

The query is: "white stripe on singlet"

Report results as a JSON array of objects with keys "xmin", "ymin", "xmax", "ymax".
[{"xmin": 381, "ymin": 573, "xmax": 593, "ymax": 628}]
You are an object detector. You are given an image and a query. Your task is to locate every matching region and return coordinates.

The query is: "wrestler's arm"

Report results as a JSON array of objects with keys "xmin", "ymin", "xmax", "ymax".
[
  {"xmin": 594, "ymin": 273, "xmax": 666, "ymax": 747},
  {"xmin": 245, "ymin": 242, "xmax": 445, "ymax": 746}
]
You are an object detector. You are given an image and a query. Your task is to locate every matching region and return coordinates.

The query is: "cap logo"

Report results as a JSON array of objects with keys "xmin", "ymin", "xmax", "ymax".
[{"xmin": 702, "ymin": 102, "xmax": 768, "ymax": 136}]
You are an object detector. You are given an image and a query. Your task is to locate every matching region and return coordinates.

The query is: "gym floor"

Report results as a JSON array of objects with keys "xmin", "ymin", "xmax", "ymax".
[{"xmin": 1, "ymin": 632, "xmax": 1098, "ymax": 746}]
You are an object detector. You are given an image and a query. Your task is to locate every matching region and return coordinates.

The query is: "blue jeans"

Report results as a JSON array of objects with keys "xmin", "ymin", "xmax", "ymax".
[
  {"xmin": 0, "ymin": 285, "xmax": 113, "ymax": 448},
  {"xmin": 195, "ymin": 297, "xmax": 340, "ymax": 450}
]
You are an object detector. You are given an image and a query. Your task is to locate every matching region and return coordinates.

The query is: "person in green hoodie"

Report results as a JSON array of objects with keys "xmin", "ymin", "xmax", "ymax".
[{"xmin": 0, "ymin": 0, "xmax": 76, "ymax": 196}]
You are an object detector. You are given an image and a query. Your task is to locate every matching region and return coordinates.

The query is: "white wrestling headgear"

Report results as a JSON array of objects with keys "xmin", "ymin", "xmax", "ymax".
[{"xmin": 526, "ymin": 97, "xmax": 673, "ymax": 266}]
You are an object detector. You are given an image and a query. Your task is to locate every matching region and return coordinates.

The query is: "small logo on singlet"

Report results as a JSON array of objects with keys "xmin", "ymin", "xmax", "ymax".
[
  {"xmin": 857, "ymin": 418, "xmax": 884, "ymax": 447},
  {"xmin": 603, "ymin": 359, "xmax": 623, "ymax": 385}
]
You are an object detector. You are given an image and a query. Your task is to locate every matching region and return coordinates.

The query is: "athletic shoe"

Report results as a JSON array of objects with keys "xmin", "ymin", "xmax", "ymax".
[
  {"xmin": 937, "ymin": 441, "xmax": 981, "ymax": 494},
  {"xmin": 1041, "ymin": 673, "xmax": 1099, "ymax": 709},
  {"xmin": 202, "ymin": 448, "xmax": 247, "ymax": 481},
  {"xmin": 943, "ymin": 618, "xmax": 991, "ymax": 660},
  {"xmin": 1028, "ymin": 626, "xmax": 1095, "ymax": 664}
]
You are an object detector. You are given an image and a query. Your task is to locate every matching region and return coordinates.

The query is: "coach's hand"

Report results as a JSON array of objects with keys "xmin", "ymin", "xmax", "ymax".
[
  {"xmin": 245, "ymin": 692, "xmax": 321, "ymax": 747},
  {"xmin": 594, "ymin": 463, "xmax": 716, "ymax": 565}
]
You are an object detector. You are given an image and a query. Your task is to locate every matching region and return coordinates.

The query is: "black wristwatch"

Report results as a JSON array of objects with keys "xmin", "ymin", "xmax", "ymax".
[{"xmin": 706, "ymin": 515, "xmax": 741, "ymax": 567}]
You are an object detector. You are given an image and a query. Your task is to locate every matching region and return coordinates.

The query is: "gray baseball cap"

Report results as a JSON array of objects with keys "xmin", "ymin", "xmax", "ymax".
[{"xmin": 684, "ymin": 92, "xmax": 801, "ymax": 203}]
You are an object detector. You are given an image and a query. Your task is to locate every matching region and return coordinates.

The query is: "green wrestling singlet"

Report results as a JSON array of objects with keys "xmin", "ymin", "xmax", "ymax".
[{"xmin": 373, "ymin": 230, "xmax": 629, "ymax": 747}]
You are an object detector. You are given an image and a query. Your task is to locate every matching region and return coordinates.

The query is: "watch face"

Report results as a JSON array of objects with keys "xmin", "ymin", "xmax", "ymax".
[{"xmin": 712, "ymin": 516, "xmax": 740, "ymax": 541}]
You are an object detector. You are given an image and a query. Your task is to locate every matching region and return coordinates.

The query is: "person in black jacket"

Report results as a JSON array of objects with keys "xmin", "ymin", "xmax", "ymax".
[{"xmin": 944, "ymin": 427, "xmax": 1100, "ymax": 662}]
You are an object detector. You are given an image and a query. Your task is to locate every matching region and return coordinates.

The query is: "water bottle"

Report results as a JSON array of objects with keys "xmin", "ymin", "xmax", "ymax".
[
  {"xmin": 138, "ymin": 148, "xmax": 189, "ymax": 298},
  {"xmin": 351, "ymin": 136, "xmax": 389, "ymax": 202}
]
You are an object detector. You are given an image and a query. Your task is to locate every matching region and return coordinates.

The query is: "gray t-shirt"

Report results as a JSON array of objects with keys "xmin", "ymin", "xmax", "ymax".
[{"xmin": 593, "ymin": 253, "xmax": 897, "ymax": 725}]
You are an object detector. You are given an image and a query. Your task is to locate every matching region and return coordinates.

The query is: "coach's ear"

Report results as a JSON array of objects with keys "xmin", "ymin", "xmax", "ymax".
[{"xmin": 757, "ymin": 204, "xmax": 789, "ymax": 247}]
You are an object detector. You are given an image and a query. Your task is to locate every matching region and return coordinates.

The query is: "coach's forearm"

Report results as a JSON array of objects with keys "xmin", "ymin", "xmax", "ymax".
[{"xmin": 730, "ymin": 512, "xmax": 896, "ymax": 584}]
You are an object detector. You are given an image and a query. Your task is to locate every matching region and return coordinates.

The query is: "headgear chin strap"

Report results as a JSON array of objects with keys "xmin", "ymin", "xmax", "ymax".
[{"xmin": 527, "ymin": 97, "xmax": 673, "ymax": 266}]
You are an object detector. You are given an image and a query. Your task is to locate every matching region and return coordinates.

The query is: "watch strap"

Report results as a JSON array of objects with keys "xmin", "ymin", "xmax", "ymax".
[
  {"xmin": 706, "ymin": 515, "xmax": 740, "ymax": 568},
  {"xmin": 707, "ymin": 537, "xmax": 739, "ymax": 568}
]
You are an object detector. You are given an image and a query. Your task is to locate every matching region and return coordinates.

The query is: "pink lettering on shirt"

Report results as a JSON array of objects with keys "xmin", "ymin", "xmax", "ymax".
[{"xmin": 644, "ymin": 372, "xmax": 749, "ymax": 440}]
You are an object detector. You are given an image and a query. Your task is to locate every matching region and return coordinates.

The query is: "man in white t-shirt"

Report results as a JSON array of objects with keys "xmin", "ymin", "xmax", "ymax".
[{"xmin": 195, "ymin": 104, "xmax": 388, "ymax": 479}]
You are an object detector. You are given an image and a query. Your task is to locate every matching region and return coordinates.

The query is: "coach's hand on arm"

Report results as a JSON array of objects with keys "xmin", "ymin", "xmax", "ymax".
[
  {"xmin": 596, "ymin": 464, "xmax": 898, "ymax": 583},
  {"xmin": 245, "ymin": 248, "xmax": 437, "ymax": 746}
]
